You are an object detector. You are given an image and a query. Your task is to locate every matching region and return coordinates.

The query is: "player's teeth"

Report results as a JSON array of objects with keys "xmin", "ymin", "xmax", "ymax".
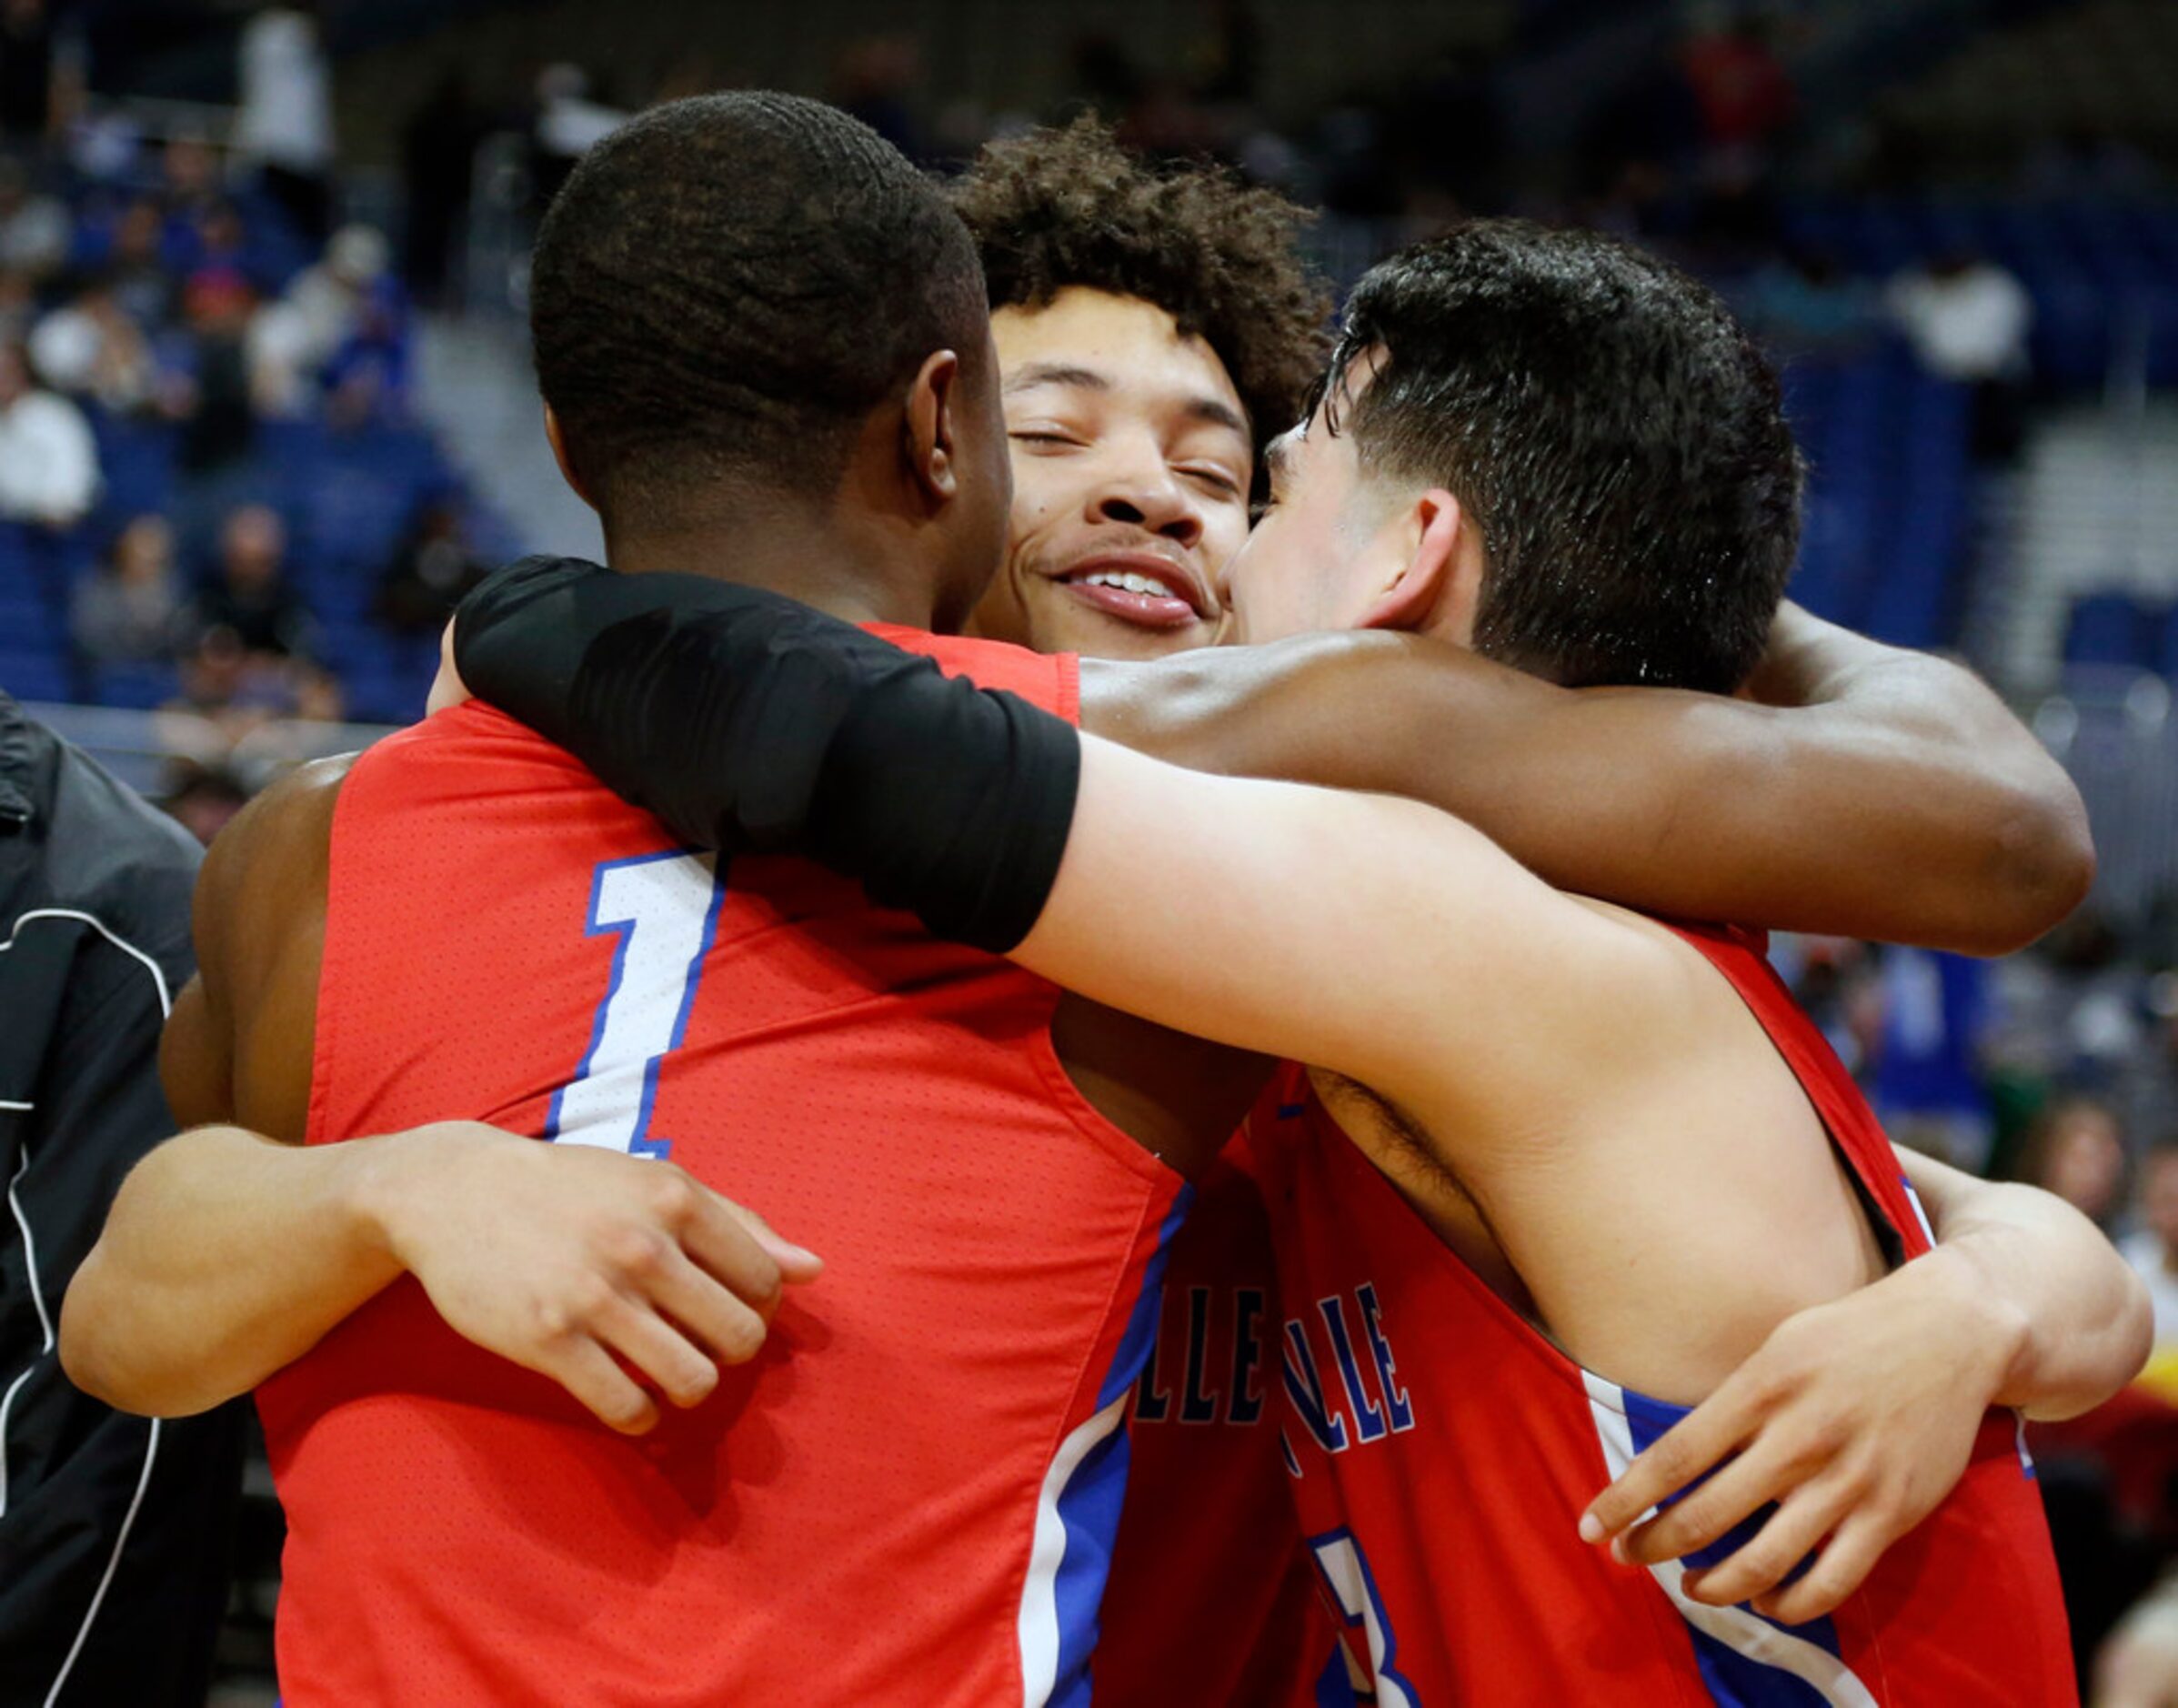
[{"xmin": 1082, "ymin": 570, "xmax": 1174, "ymax": 598}]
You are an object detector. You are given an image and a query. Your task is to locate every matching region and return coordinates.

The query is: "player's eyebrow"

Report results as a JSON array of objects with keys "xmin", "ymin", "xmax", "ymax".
[
  {"xmin": 1262, "ymin": 429, "xmax": 1295, "ymax": 492},
  {"xmin": 1003, "ymin": 362, "xmax": 1248, "ymax": 439},
  {"xmin": 1003, "ymin": 362, "xmax": 1109, "ymax": 396}
]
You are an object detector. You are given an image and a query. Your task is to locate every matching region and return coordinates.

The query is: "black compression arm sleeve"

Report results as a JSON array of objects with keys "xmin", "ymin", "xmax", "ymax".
[{"xmin": 452, "ymin": 557, "xmax": 1080, "ymax": 954}]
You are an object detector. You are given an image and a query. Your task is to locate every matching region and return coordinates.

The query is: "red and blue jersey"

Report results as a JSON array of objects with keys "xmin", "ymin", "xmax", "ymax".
[
  {"xmin": 1098, "ymin": 1126, "xmax": 1343, "ymax": 1708},
  {"xmin": 1256, "ymin": 921, "xmax": 2075, "ymax": 1706},
  {"xmin": 257, "ymin": 629, "xmax": 1191, "ymax": 1706}
]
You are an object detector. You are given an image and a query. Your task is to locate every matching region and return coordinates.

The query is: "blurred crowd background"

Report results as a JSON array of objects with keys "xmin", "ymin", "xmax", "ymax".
[{"xmin": 5, "ymin": 0, "xmax": 2178, "ymax": 1700}]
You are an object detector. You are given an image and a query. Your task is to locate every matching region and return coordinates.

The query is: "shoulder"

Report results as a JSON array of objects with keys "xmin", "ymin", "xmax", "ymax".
[{"xmin": 194, "ymin": 753, "xmax": 355, "ymax": 964}]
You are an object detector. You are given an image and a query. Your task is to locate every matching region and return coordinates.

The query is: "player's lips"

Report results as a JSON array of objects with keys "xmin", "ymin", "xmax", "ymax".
[{"xmin": 1049, "ymin": 552, "xmax": 1214, "ymax": 631}]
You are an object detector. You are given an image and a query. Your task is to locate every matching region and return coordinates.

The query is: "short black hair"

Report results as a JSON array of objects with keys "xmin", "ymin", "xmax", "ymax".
[
  {"xmin": 531, "ymin": 93, "xmax": 989, "ymax": 510},
  {"xmin": 951, "ymin": 116, "xmax": 1330, "ymax": 446},
  {"xmin": 1323, "ymin": 221, "xmax": 1803, "ymax": 694}
]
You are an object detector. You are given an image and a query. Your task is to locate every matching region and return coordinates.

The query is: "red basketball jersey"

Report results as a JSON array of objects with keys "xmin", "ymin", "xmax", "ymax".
[
  {"xmin": 1256, "ymin": 922, "xmax": 2075, "ymax": 1706},
  {"xmin": 1098, "ymin": 1126, "xmax": 1343, "ymax": 1708},
  {"xmin": 256, "ymin": 628, "xmax": 1191, "ymax": 1706}
]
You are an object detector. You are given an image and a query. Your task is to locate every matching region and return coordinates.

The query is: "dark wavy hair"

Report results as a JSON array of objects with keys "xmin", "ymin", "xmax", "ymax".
[
  {"xmin": 1320, "ymin": 220, "xmax": 1804, "ymax": 694},
  {"xmin": 951, "ymin": 116, "xmax": 1330, "ymax": 446}
]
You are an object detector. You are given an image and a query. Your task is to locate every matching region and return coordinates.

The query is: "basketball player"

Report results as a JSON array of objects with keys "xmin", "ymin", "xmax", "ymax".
[
  {"xmin": 444, "ymin": 221, "xmax": 2123, "ymax": 1702},
  {"xmin": 67, "ymin": 95, "xmax": 1265, "ymax": 1705},
  {"xmin": 935, "ymin": 123, "xmax": 2121, "ymax": 1707}
]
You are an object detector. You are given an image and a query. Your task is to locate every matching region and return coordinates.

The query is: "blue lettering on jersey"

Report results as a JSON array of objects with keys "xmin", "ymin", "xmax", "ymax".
[
  {"xmin": 1283, "ymin": 1282, "xmax": 1417, "ymax": 1460},
  {"xmin": 1231, "ymin": 1287, "xmax": 1267, "ymax": 1425},
  {"xmin": 1358, "ymin": 1284, "xmax": 1415, "ymax": 1434},
  {"xmin": 1180, "ymin": 1286, "xmax": 1220, "ymax": 1422},
  {"xmin": 1284, "ymin": 1316, "xmax": 1350, "ymax": 1452},
  {"xmin": 1135, "ymin": 1283, "xmax": 1276, "ymax": 1429},
  {"xmin": 1320, "ymin": 1295, "xmax": 1389, "ymax": 1444}
]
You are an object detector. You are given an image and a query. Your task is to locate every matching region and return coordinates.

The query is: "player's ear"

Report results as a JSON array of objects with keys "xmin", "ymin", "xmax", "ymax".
[
  {"xmin": 542, "ymin": 404, "xmax": 597, "ymax": 511},
  {"xmin": 904, "ymin": 348, "xmax": 962, "ymax": 508},
  {"xmin": 1357, "ymin": 488, "xmax": 1464, "ymax": 635}
]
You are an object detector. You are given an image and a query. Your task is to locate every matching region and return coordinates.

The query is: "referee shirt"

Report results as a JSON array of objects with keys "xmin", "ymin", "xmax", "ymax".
[{"xmin": 0, "ymin": 692, "xmax": 244, "ymax": 1706}]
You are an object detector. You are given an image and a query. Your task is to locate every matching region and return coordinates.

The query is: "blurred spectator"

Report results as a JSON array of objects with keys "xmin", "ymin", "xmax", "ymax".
[
  {"xmin": 531, "ymin": 64, "xmax": 624, "ymax": 205},
  {"xmin": 98, "ymin": 198, "xmax": 178, "ymax": 327},
  {"xmin": 190, "ymin": 504, "xmax": 316, "ymax": 659},
  {"xmin": 378, "ymin": 498, "xmax": 485, "ymax": 635},
  {"xmin": 1884, "ymin": 249, "xmax": 2033, "ymax": 463},
  {"xmin": 175, "ymin": 267, "xmax": 258, "ymax": 475},
  {"xmin": 0, "ymin": 334, "xmax": 94, "ymax": 525},
  {"xmin": 233, "ymin": 2, "xmax": 335, "ymax": 243},
  {"xmin": 160, "ymin": 759, "xmax": 250, "ymax": 845},
  {"xmin": 0, "ymin": 155, "xmax": 63, "ymax": 277},
  {"xmin": 1679, "ymin": 14, "xmax": 1795, "ymax": 156},
  {"xmin": 250, "ymin": 223, "xmax": 397, "ymax": 416},
  {"xmin": 2123, "ymin": 1145, "xmax": 2178, "ymax": 1350},
  {"xmin": 31, "ymin": 273, "xmax": 157, "ymax": 412},
  {"xmin": 1738, "ymin": 246, "xmax": 1872, "ymax": 360},
  {"xmin": 2017, "ymin": 1094, "xmax": 2131, "ymax": 1232},
  {"xmin": 73, "ymin": 515, "xmax": 185, "ymax": 663},
  {"xmin": 2097, "ymin": 1572, "xmax": 2178, "ymax": 1708},
  {"xmin": 0, "ymin": 0, "xmax": 60, "ymax": 145},
  {"xmin": 1873, "ymin": 948, "xmax": 1993, "ymax": 1171},
  {"xmin": 400, "ymin": 69, "xmax": 484, "ymax": 306},
  {"xmin": 0, "ymin": 264, "xmax": 27, "ymax": 342},
  {"xmin": 159, "ymin": 133, "xmax": 225, "ymax": 249}
]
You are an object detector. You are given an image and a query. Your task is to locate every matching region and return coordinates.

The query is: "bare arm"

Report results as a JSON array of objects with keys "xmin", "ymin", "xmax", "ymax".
[
  {"xmin": 62, "ymin": 767, "xmax": 814, "ymax": 1426},
  {"xmin": 1082, "ymin": 604, "xmax": 2092, "ymax": 954},
  {"xmin": 1015, "ymin": 734, "xmax": 1666, "ymax": 1131},
  {"xmin": 62, "ymin": 1118, "xmax": 810, "ymax": 1425},
  {"xmin": 1899, "ymin": 1144, "xmax": 2150, "ymax": 1422},
  {"xmin": 1577, "ymin": 1146, "xmax": 2151, "ymax": 1623}
]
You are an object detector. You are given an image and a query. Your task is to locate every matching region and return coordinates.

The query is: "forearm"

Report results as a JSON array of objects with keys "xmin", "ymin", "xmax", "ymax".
[
  {"xmin": 1089, "ymin": 621, "xmax": 2091, "ymax": 953},
  {"xmin": 1911, "ymin": 1176, "xmax": 2152, "ymax": 1420},
  {"xmin": 59, "ymin": 1124, "xmax": 407, "ymax": 1416}
]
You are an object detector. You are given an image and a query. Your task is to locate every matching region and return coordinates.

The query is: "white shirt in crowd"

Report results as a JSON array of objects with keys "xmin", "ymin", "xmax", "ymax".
[
  {"xmin": 233, "ymin": 6, "xmax": 333, "ymax": 174},
  {"xmin": 1885, "ymin": 262, "xmax": 2034, "ymax": 383},
  {"xmin": 0, "ymin": 387, "xmax": 98, "ymax": 527}
]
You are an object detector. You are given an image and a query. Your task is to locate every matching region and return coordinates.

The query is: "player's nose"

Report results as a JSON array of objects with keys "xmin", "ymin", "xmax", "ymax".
[{"xmin": 1089, "ymin": 460, "xmax": 1204, "ymax": 549}]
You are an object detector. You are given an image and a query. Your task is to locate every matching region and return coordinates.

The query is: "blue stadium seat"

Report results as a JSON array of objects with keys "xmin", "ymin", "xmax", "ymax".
[
  {"xmin": 90, "ymin": 660, "xmax": 181, "ymax": 710},
  {"xmin": 2065, "ymin": 592, "xmax": 2159, "ymax": 668},
  {"xmin": 0, "ymin": 648, "xmax": 75, "ymax": 703}
]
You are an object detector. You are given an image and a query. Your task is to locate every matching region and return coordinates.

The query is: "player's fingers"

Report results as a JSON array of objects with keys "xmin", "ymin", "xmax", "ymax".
[
  {"xmin": 1611, "ymin": 1439, "xmax": 1798, "ymax": 1568},
  {"xmin": 1677, "ymin": 1479, "xmax": 1848, "ymax": 1610},
  {"xmin": 720, "ymin": 1198, "xmax": 824, "ymax": 1284},
  {"xmin": 1582, "ymin": 1381, "xmax": 1761, "ymax": 1543},
  {"xmin": 644, "ymin": 1243, "xmax": 772, "ymax": 1369},
  {"xmin": 1753, "ymin": 1511, "xmax": 1896, "ymax": 1626},
  {"xmin": 541, "ymin": 1333, "xmax": 661, "ymax": 1435},
  {"xmin": 669, "ymin": 1183, "xmax": 793, "ymax": 1320},
  {"xmin": 588, "ymin": 1289, "xmax": 723, "ymax": 1410}
]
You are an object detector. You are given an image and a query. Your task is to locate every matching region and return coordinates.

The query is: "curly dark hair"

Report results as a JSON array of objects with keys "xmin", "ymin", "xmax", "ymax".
[{"xmin": 950, "ymin": 116, "xmax": 1330, "ymax": 446}]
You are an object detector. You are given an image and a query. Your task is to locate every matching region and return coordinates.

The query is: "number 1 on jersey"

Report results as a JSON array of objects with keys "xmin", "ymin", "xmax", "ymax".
[{"xmin": 547, "ymin": 851, "xmax": 726, "ymax": 1159}]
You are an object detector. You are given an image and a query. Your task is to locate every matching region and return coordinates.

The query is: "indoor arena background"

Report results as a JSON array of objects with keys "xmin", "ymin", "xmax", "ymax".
[{"xmin": 4, "ymin": 2, "xmax": 2177, "ymax": 1702}]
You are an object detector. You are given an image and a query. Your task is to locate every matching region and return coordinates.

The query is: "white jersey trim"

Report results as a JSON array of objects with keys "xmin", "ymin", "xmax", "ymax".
[
  {"xmin": 1583, "ymin": 1371, "xmax": 1881, "ymax": 1708},
  {"xmin": 1017, "ymin": 1392, "xmax": 1128, "ymax": 1706}
]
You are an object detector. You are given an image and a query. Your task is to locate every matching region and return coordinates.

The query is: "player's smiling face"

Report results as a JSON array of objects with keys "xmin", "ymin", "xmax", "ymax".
[{"xmin": 971, "ymin": 288, "xmax": 1252, "ymax": 662}]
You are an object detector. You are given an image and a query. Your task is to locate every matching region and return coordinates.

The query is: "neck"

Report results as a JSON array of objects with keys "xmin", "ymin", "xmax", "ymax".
[{"xmin": 601, "ymin": 502, "xmax": 938, "ymax": 631}]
